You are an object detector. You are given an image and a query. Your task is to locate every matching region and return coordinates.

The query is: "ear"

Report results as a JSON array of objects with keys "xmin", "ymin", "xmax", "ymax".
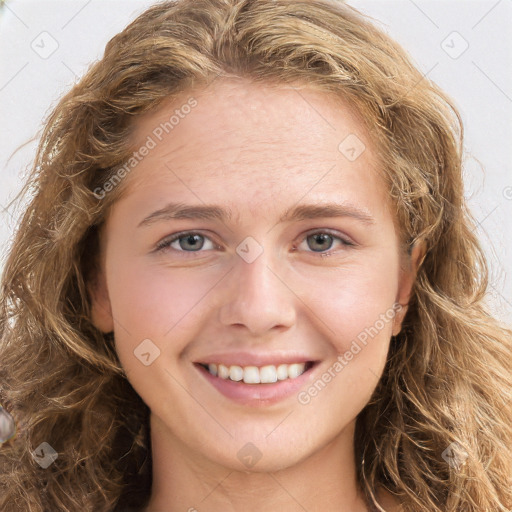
[
  {"xmin": 392, "ymin": 239, "xmax": 426, "ymax": 336},
  {"xmin": 88, "ymin": 267, "xmax": 114, "ymax": 334}
]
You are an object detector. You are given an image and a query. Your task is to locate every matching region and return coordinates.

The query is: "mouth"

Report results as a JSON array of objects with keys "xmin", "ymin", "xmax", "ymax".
[
  {"xmin": 197, "ymin": 361, "xmax": 315, "ymax": 383},
  {"xmin": 194, "ymin": 360, "xmax": 319, "ymax": 405}
]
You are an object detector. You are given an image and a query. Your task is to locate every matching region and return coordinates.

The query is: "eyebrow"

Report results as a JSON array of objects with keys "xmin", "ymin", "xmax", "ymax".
[{"xmin": 137, "ymin": 201, "xmax": 375, "ymax": 228}]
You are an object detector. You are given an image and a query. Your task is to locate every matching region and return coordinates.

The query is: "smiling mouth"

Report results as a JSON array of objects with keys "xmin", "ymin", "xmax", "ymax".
[{"xmin": 197, "ymin": 361, "xmax": 316, "ymax": 384}]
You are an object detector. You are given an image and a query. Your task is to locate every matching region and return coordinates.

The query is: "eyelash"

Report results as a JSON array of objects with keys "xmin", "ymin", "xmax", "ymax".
[{"xmin": 155, "ymin": 229, "xmax": 356, "ymax": 257}]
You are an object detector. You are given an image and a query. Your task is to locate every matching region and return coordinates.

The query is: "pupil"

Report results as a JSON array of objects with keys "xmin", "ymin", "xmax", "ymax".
[
  {"xmin": 181, "ymin": 234, "xmax": 203, "ymax": 251},
  {"xmin": 309, "ymin": 233, "xmax": 332, "ymax": 252}
]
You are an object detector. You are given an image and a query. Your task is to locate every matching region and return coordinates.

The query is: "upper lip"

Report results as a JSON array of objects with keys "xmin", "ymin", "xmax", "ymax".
[{"xmin": 194, "ymin": 351, "xmax": 319, "ymax": 367}]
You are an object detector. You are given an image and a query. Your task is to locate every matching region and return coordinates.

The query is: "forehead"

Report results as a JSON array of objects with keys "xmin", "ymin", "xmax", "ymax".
[{"xmin": 116, "ymin": 77, "xmax": 390, "ymax": 221}]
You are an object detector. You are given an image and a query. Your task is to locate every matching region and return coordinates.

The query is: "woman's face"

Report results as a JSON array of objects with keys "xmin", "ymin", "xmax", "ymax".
[{"xmin": 90, "ymin": 77, "xmax": 418, "ymax": 473}]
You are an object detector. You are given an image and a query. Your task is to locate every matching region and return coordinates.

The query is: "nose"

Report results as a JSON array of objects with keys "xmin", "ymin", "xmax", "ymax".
[{"xmin": 218, "ymin": 247, "xmax": 296, "ymax": 337}]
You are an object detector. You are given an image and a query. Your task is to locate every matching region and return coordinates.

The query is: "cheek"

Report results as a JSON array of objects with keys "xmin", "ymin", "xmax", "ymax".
[
  {"xmin": 298, "ymin": 257, "xmax": 400, "ymax": 353},
  {"xmin": 299, "ymin": 258, "xmax": 400, "ymax": 411},
  {"xmin": 298, "ymin": 274, "xmax": 399, "ymax": 421},
  {"xmin": 105, "ymin": 253, "xmax": 222, "ymax": 357}
]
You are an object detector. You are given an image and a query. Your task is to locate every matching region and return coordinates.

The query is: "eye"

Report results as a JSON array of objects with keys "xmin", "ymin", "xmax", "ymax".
[
  {"xmin": 156, "ymin": 231, "xmax": 217, "ymax": 253},
  {"xmin": 297, "ymin": 230, "xmax": 355, "ymax": 255},
  {"xmin": 155, "ymin": 229, "xmax": 355, "ymax": 256}
]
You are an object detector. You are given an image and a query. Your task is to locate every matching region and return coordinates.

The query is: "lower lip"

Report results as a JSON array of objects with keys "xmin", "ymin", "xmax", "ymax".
[{"xmin": 195, "ymin": 363, "xmax": 318, "ymax": 406}]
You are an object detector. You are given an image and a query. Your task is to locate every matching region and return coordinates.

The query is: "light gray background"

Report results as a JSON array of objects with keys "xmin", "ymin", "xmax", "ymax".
[{"xmin": 1, "ymin": 0, "xmax": 511, "ymax": 323}]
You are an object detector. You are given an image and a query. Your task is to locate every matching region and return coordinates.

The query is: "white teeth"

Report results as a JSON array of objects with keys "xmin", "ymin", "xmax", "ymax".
[
  {"xmin": 243, "ymin": 366, "xmax": 260, "ymax": 384},
  {"xmin": 229, "ymin": 365, "xmax": 243, "ymax": 381},
  {"xmin": 288, "ymin": 363, "xmax": 305, "ymax": 379},
  {"xmin": 276, "ymin": 364, "xmax": 289, "ymax": 380},
  {"xmin": 260, "ymin": 365, "xmax": 278, "ymax": 383},
  {"xmin": 205, "ymin": 362, "xmax": 308, "ymax": 383},
  {"xmin": 218, "ymin": 364, "xmax": 229, "ymax": 379}
]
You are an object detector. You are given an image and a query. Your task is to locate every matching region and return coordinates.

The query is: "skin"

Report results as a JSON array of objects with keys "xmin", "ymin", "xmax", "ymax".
[{"xmin": 89, "ymin": 77, "xmax": 424, "ymax": 512}]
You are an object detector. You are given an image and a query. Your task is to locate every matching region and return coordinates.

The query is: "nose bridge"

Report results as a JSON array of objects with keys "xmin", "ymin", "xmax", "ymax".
[{"xmin": 218, "ymin": 239, "xmax": 296, "ymax": 334}]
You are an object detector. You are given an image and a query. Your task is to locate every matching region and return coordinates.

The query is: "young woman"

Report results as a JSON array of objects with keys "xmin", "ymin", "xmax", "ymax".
[{"xmin": 1, "ymin": 1, "xmax": 510, "ymax": 511}]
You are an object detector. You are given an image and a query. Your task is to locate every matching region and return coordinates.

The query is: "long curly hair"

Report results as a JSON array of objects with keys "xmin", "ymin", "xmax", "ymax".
[{"xmin": 1, "ymin": 0, "xmax": 511, "ymax": 510}]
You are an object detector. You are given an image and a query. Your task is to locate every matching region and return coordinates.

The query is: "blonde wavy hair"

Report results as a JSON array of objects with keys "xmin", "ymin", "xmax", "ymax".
[{"xmin": 1, "ymin": 0, "xmax": 511, "ymax": 510}]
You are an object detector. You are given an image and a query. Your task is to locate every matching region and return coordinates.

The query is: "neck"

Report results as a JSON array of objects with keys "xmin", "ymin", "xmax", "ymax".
[{"xmin": 144, "ymin": 412, "xmax": 374, "ymax": 512}]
